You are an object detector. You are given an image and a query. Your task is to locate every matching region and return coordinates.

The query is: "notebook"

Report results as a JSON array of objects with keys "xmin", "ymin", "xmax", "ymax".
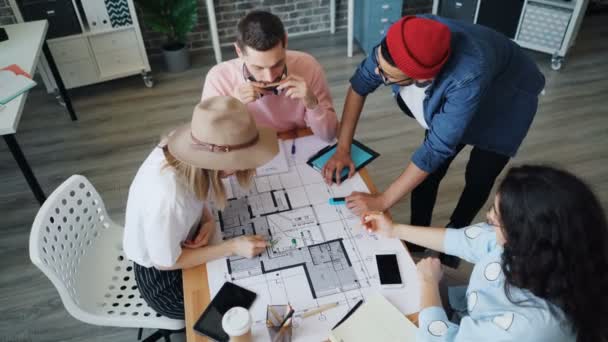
[
  {"xmin": 0, "ymin": 65, "xmax": 37, "ymax": 105},
  {"xmin": 329, "ymin": 294, "xmax": 417, "ymax": 342}
]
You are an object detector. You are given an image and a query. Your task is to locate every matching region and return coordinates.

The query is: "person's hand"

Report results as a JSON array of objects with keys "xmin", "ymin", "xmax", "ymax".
[
  {"xmin": 276, "ymin": 75, "xmax": 318, "ymax": 109},
  {"xmin": 182, "ymin": 220, "xmax": 215, "ymax": 249},
  {"xmin": 417, "ymin": 257, "xmax": 443, "ymax": 285},
  {"xmin": 361, "ymin": 211, "xmax": 395, "ymax": 238},
  {"xmin": 346, "ymin": 192, "xmax": 388, "ymax": 217},
  {"xmin": 321, "ymin": 148, "xmax": 355, "ymax": 185},
  {"xmin": 228, "ymin": 235, "xmax": 269, "ymax": 258},
  {"xmin": 235, "ymin": 83, "xmax": 261, "ymax": 104}
]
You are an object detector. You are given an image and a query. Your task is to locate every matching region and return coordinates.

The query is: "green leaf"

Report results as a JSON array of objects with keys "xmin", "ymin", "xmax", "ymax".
[{"xmin": 135, "ymin": 0, "xmax": 198, "ymax": 44}]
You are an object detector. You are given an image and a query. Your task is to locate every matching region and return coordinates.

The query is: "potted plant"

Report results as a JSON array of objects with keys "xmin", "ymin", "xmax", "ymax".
[{"xmin": 136, "ymin": 0, "xmax": 198, "ymax": 72}]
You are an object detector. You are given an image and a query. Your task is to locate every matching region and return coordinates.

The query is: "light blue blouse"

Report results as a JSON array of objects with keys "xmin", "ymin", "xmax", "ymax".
[{"xmin": 417, "ymin": 223, "xmax": 575, "ymax": 341}]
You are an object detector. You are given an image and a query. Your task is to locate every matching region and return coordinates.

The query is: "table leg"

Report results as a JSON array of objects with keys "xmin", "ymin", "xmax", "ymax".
[
  {"xmin": 330, "ymin": 0, "xmax": 336, "ymax": 34},
  {"xmin": 347, "ymin": 0, "xmax": 354, "ymax": 57},
  {"xmin": 42, "ymin": 42, "xmax": 77, "ymax": 121},
  {"xmin": 3, "ymin": 134, "xmax": 46, "ymax": 205}
]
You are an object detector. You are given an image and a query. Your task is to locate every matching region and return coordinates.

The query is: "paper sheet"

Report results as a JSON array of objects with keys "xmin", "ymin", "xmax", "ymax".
[
  {"xmin": 256, "ymin": 141, "xmax": 289, "ymax": 176},
  {"xmin": 206, "ymin": 135, "xmax": 420, "ymax": 341}
]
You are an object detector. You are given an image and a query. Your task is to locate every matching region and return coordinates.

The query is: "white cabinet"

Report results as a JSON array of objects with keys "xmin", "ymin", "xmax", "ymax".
[
  {"xmin": 57, "ymin": 58, "xmax": 99, "ymax": 89},
  {"xmin": 9, "ymin": 0, "xmax": 153, "ymax": 90},
  {"xmin": 89, "ymin": 29, "xmax": 139, "ymax": 54},
  {"xmin": 96, "ymin": 47, "xmax": 143, "ymax": 78},
  {"xmin": 514, "ymin": 0, "xmax": 589, "ymax": 70}
]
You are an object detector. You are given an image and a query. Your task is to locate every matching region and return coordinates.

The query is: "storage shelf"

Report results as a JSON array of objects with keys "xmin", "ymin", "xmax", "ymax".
[{"xmin": 528, "ymin": 0, "xmax": 576, "ymax": 11}]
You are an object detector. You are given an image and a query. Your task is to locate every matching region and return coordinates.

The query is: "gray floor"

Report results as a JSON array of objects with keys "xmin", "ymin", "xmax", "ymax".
[{"xmin": 1, "ymin": 14, "xmax": 607, "ymax": 341}]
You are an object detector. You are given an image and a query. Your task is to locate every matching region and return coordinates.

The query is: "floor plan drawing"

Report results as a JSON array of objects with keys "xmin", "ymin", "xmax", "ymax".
[{"xmin": 206, "ymin": 136, "xmax": 420, "ymax": 341}]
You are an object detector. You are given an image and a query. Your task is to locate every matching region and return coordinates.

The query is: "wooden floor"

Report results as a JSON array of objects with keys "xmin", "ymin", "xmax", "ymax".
[{"xmin": 1, "ymin": 14, "xmax": 607, "ymax": 341}]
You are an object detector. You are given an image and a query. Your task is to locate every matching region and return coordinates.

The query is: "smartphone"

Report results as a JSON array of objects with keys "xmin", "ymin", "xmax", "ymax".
[
  {"xmin": 375, "ymin": 253, "xmax": 404, "ymax": 288},
  {"xmin": 185, "ymin": 219, "xmax": 202, "ymax": 242},
  {"xmin": 193, "ymin": 282, "xmax": 257, "ymax": 341}
]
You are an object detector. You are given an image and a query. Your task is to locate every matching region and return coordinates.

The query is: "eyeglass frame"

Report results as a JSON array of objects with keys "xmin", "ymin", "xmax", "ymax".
[{"xmin": 375, "ymin": 43, "xmax": 433, "ymax": 88}]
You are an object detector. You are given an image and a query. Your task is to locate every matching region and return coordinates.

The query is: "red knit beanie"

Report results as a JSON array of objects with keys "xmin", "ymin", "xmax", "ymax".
[{"xmin": 386, "ymin": 16, "xmax": 451, "ymax": 79}]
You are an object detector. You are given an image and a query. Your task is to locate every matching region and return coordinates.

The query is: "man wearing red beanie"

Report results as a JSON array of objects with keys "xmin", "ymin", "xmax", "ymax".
[{"xmin": 323, "ymin": 15, "xmax": 545, "ymax": 267}]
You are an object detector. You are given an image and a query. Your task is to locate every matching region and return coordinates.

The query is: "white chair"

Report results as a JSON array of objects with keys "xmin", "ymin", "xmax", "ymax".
[{"xmin": 29, "ymin": 175, "xmax": 185, "ymax": 341}]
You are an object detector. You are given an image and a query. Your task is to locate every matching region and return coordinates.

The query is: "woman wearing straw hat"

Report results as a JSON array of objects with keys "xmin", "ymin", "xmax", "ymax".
[{"xmin": 123, "ymin": 96, "xmax": 279, "ymax": 319}]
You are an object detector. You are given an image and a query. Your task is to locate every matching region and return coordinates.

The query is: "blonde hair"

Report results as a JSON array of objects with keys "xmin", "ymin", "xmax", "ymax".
[{"xmin": 161, "ymin": 145, "xmax": 255, "ymax": 209}]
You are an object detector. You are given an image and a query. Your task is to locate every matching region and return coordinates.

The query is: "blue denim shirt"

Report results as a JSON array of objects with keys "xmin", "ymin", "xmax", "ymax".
[{"xmin": 349, "ymin": 15, "xmax": 545, "ymax": 173}]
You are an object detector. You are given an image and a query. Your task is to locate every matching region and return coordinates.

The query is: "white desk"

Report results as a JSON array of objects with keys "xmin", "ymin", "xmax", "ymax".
[
  {"xmin": 204, "ymin": 0, "xmax": 355, "ymax": 63},
  {"xmin": 0, "ymin": 20, "xmax": 76, "ymax": 205}
]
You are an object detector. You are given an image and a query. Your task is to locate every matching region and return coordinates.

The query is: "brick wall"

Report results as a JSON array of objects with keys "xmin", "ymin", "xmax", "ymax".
[{"xmin": 0, "ymin": 0, "xmax": 433, "ymax": 56}]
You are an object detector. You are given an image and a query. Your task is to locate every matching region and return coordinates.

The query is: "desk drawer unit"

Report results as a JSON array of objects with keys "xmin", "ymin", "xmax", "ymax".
[
  {"xmin": 517, "ymin": 2, "xmax": 572, "ymax": 52},
  {"xmin": 57, "ymin": 59, "xmax": 99, "ymax": 89},
  {"xmin": 48, "ymin": 37, "xmax": 91, "ymax": 64},
  {"xmin": 354, "ymin": 0, "xmax": 404, "ymax": 55},
  {"xmin": 95, "ymin": 48, "xmax": 144, "ymax": 77},
  {"xmin": 89, "ymin": 29, "xmax": 139, "ymax": 55}
]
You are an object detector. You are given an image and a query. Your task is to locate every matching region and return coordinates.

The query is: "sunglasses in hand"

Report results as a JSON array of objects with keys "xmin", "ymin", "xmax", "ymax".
[{"xmin": 242, "ymin": 63, "xmax": 288, "ymax": 95}]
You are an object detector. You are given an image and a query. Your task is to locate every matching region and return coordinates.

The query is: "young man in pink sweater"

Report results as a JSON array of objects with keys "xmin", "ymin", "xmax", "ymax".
[{"xmin": 201, "ymin": 11, "xmax": 338, "ymax": 142}]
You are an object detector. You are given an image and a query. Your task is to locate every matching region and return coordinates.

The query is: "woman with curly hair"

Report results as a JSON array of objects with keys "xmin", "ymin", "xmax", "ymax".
[{"xmin": 363, "ymin": 165, "xmax": 608, "ymax": 341}]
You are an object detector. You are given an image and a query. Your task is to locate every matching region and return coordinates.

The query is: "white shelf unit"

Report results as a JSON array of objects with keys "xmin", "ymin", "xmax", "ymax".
[
  {"xmin": 9, "ymin": 0, "xmax": 153, "ymax": 90},
  {"xmin": 514, "ymin": 0, "xmax": 589, "ymax": 70},
  {"xmin": 433, "ymin": 0, "xmax": 589, "ymax": 70}
]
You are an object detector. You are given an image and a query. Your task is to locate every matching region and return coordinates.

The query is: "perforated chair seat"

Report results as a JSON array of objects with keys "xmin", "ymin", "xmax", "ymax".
[{"xmin": 29, "ymin": 175, "xmax": 184, "ymax": 331}]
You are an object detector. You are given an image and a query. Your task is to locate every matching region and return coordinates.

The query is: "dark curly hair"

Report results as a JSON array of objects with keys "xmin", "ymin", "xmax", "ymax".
[{"xmin": 497, "ymin": 165, "xmax": 608, "ymax": 342}]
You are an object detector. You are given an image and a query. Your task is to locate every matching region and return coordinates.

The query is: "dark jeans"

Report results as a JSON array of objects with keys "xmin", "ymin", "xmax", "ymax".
[
  {"xmin": 396, "ymin": 95, "xmax": 510, "ymax": 251},
  {"xmin": 408, "ymin": 144, "xmax": 509, "ymax": 250}
]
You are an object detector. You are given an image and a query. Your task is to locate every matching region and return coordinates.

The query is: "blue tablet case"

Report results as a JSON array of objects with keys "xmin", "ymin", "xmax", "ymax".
[{"xmin": 307, "ymin": 139, "xmax": 380, "ymax": 182}]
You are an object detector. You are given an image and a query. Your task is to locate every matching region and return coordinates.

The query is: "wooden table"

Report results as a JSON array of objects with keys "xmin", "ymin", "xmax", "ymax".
[{"xmin": 183, "ymin": 128, "xmax": 418, "ymax": 342}]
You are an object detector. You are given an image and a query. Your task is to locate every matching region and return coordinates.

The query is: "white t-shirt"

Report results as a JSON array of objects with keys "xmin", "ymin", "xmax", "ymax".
[
  {"xmin": 399, "ymin": 83, "xmax": 430, "ymax": 129},
  {"xmin": 123, "ymin": 147, "xmax": 205, "ymax": 268}
]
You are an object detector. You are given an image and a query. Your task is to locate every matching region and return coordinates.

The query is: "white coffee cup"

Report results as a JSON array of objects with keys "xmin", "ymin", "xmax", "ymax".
[{"xmin": 222, "ymin": 306, "xmax": 252, "ymax": 342}]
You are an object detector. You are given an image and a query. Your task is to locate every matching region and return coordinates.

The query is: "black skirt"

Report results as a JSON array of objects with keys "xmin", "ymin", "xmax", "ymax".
[{"xmin": 134, "ymin": 263, "xmax": 185, "ymax": 320}]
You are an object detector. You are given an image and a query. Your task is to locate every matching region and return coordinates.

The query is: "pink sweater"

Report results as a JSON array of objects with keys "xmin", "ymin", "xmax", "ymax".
[{"xmin": 201, "ymin": 50, "xmax": 338, "ymax": 142}]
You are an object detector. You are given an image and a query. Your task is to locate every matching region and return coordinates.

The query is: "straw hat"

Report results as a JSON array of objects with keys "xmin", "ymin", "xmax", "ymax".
[{"xmin": 167, "ymin": 96, "xmax": 278, "ymax": 170}]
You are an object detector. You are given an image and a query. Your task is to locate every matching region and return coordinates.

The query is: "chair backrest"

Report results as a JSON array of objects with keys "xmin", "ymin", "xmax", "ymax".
[
  {"xmin": 30, "ymin": 175, "xmax": 110, "ymax": 310},
  {"xmin": 30, "ymin": 175, "xmax": 184, "ymax": 329}
]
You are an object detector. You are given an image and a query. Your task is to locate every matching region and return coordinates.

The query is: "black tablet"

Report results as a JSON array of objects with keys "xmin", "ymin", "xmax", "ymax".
[
  {"xmin": 307, "ymin": 139, "xmax": 380, "ymax": 183},
  {"xmin": 193, "ymin": 282, "xmax": 257, "ymax": 342}
]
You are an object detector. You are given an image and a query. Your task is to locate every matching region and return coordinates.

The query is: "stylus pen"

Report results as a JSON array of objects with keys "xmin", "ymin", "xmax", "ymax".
[
  {"xmin": 301, "ymin": 302, "xmax": 340, "ymax": 318},
  {"xmin": 332, "ymin": 299, "xmax": 363, "ymax": 330}
]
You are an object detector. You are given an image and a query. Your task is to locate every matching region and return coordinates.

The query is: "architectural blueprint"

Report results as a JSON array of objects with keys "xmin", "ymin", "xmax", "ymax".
[{"xmin": 206, "ymin": 136, "xmax": 420, "ymax": 341}]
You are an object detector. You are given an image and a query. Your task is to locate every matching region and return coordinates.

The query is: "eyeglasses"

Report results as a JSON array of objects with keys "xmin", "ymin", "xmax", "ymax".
[
  {"xmin": 375, "ymin": 46, "xmax": 432, "ymax": 88},
  {"xmin": 242, "ymin": 63, "xmax": 288, "ymax": 95},
  {"xmin": 376, "ymin": 46, "xmax": 412, "ymax": 86}
]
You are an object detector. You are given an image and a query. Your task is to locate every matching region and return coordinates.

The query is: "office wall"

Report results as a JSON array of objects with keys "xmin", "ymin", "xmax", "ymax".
[{"xmin": 0, "ymin": 0, "xmax": 433, "ymax": 56}]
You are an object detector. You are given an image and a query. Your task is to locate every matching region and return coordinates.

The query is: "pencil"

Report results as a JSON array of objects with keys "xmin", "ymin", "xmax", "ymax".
[
  {"xmin": 301, "ymin": 302, "xmax": 340, "ymax": 318},
  {"xmin": 272, "ymin": 307, "xmax": 295, "ymax": 342},
  {"xmin": 268, "ymin": 306, "xmax": 283, "ymax": 324},
  {"xmin": 272, "ymin": 317, "xmax": 292, "ymax": 342}
]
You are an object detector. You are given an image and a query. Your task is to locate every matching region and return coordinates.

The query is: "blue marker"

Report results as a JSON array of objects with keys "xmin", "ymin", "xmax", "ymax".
[{"xmin": 329, "ymin": 197, "xmax": 346, "ymax": 205}]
